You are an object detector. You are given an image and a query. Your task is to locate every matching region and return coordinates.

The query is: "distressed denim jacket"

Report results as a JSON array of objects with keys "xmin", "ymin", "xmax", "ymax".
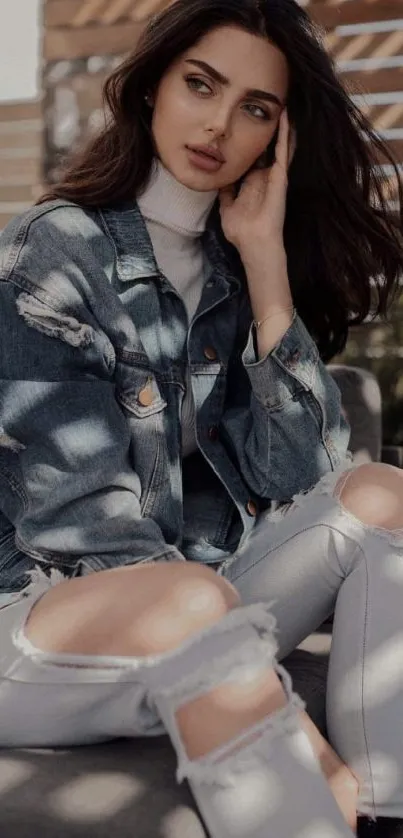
[{"xmin": 0, "ymin": 198, "xmax": 350, "ymax": 592}]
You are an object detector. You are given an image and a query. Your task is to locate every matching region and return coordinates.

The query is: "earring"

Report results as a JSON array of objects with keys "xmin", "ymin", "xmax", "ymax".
[{"xmin": 144, "ymin": 94, "xmax": 153, "ymax": 108}]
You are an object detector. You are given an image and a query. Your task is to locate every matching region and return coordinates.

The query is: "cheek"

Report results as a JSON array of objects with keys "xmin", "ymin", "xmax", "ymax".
[
  {"xmin": 154, "ymin": 82, "xmax": 194, "ymax": 131},
  {"xmin": 241, "ymin": 120, "xmax": 280, "ymax": 165},
  {"xmin": 228, "ymin": 130, "xmax": 272, "ymax": 176}
]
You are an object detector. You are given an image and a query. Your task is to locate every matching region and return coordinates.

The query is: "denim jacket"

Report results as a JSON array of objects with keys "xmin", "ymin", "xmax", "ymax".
[{"xmin": 0, "ymin": 198, "xmax": 350, "ymax": 592}]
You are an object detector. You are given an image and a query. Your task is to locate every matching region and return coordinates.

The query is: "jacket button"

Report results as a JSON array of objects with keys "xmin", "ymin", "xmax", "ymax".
[
  {"xmin": 137, "ymin": 384, "xmax": 154, "ymax": 407},
  {"xmin": 204, "ymin": 346, "xmax": 218, "ymax": 361},
  {"xmin": 208, "ymin": 425, "xmax": 219, "ymax": 442},
  {"xmin": 246, "ymin": 499, "xmax": 258, "ymax": 517}
]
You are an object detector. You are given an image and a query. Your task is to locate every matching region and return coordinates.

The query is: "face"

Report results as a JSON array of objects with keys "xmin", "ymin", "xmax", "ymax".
[{"xmin": 150, "ymin": 25, "xmax": 289, "ymax": 191}]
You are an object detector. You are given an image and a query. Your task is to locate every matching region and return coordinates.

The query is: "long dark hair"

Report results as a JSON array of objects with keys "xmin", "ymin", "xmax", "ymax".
[{"xmin": 39, "ymin": 0, "xmax": 403, "ymax": 361}]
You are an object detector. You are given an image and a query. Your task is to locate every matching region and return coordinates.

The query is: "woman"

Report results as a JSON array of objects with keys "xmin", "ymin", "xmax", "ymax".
[{"xmin": 0, "ymin": 0, "xmax": 402, "ymax": 835}]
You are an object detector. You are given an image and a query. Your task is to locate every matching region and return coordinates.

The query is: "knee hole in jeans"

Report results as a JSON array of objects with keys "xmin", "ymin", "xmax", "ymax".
[{"xmin": 334, "ymin": 462, "xmax": 403, "ymax": 532}]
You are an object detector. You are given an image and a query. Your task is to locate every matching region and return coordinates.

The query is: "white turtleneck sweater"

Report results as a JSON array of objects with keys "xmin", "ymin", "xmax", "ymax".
[{"xmin": 137, "ymin": 160, "xmax": 218, "ymax": 457}]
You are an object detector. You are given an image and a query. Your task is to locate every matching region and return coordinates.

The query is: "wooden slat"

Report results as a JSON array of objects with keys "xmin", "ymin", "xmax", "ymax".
[
  {"xmin": 364, "ymin": 103, "xmax": 403, "ymax": 131},
  {"xmin": 328, "ymin": 31, "xmax": 403, "ymax": 62},
  {"xmin": 0, "ymin": 102, "xmax": 42, "ymax": 122},
  {"xmin": 373, "ymin": 138, "xmax": 403, "ymax": 164},
  {"xmin": 342, "ymin": 66, "xmax": 403, "ymax": 94},
  {"xmin": 0, "ymin": 158, "xmax": 40, "ymax": 184},
  {"xmin": 45, "ymin": 0, "xmax": 152, "ymax": 26},
  {"xmin": 0, "ymin": 130, "xmax": 42, "ymax": 152},
  {"xmin": 45, "ymin": 0, "xmax": 95, "ymax": 27},
  {"xmin": 43, "ymin": 20, "xmax": 143, "ymax": 59},
  {"xmin": 308, "ymin": 1, "xmax": 403, "ymax": 30},
  {"xmin": 43, "ymin": 25, "xmax": 403, "ymax": 65},
  {"xmin": 0, "ymin": 185, "xmax": 36, "ymax": 203},
  {"xmin": 44, "ymin": 0, "xmax": 403, "ymax": 30}
]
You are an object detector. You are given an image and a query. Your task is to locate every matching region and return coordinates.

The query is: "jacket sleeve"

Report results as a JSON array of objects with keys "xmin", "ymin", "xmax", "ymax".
[
  {"xmin": 0, "ymin": 238, "xmax": 184, "ymax": 576},
  {"xmin": 220, "ymin": 301, "xmax": 351, "ymax": 501}
]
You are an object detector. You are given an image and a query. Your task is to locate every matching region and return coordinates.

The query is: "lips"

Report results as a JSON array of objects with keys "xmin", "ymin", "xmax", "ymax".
[{"xmin": 187, "ymin": 145, "xmax": 225, "ymax": 163}]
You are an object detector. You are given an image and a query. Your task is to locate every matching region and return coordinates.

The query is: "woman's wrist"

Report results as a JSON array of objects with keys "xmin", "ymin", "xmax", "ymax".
[
  {"xmin": 254, "ymin": 308, "xmax": 294, "ymax": 358},
  {"xmin": 240, "ymin": 241, "xmax": 293, "ymax": 322},
  {"xmin": 239, "ymin": 238, "xmax": 287, "ymax": 275}
]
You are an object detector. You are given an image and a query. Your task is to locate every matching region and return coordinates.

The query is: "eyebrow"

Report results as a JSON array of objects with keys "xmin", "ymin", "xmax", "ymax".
[{"xmin": 184, "ymin": 59, "xmax": 284, "ymax": 108}]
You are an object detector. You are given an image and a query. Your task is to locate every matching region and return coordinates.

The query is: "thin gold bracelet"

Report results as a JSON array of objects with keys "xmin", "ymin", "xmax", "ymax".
[{"xmin": 254, "ymin": 305, "xmax": 295, "ymax": 330}]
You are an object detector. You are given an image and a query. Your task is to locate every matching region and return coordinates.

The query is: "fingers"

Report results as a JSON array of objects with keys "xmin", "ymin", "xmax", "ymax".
[
  {"xmin": 273, "ymin": 108, "xmax": 297, "ymax": 172},
  {"xmin": 275, "ymin": 108, "xmax": 290, "ymax": 171},
  {"xmin": 288, "ymin": 123, "xmax": 297, "ymax": 169},
  {"xmin": 239, "ymin": 168, "xmax": 267, "ymax": 193}
]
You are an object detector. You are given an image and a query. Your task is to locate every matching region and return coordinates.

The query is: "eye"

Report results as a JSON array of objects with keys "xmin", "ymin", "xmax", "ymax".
[
  {"xmin": 185, "ymin": 76, "xmax": 213, "ymax": 96},
  {"xmin": 244, "ymin": 103, "xmax": 272, "ymax": 121}
]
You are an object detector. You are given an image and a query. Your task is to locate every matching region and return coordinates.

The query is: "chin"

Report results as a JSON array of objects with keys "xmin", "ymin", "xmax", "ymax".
[
  {"xmin": 184, "ymin": 173, "xmax": 221, "ymax": 192},
  {"xmin": 165, "ymin": 155, "xmax": 221, "ymax": 192}
]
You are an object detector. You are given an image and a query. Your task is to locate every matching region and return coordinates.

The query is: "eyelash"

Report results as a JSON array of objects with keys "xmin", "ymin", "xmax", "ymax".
[{"xmin": 184, "ymin": 76, "xmax": 272, "ymax": 122}]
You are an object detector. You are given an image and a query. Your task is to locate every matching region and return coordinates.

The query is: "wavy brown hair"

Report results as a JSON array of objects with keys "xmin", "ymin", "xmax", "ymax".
[{"xmin": 39, "ymin": 0, "xmax": 403, "ymax": 361}]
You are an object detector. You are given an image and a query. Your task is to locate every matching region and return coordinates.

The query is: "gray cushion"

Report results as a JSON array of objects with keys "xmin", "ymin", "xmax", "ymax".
[{"xmin": 328, "ymin": 364, "xmax": 382, "ymax": 463}]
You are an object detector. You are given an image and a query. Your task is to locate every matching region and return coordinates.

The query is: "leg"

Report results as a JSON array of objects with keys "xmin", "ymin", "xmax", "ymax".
[
  {"xmin": 219, "ymin": 462, "xmax": 403, "ymax": 824},
  {"xmin": 5, "ymin": 561, "xmax": 353, "ymax": 838}
]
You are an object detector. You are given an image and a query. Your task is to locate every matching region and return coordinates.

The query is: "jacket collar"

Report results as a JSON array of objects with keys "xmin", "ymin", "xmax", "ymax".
[{"xmin": 99, "ymin": 200, "xmax": 243, "ymax": 294}]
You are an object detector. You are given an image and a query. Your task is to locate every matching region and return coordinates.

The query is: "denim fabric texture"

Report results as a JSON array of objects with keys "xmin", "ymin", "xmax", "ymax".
[{"xmin": 0, "ymin": 198, "xmax": 350, "ymax": 591}]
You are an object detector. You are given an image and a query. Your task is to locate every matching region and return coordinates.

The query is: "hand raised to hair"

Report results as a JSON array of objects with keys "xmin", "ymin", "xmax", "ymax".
[{"xmin": 218, "ymin": 108, "xmax": 296, "ymax": 259}]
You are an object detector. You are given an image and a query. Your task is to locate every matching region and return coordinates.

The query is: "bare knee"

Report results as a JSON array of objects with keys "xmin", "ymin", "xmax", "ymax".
[
  {"xmin": 25, "ymin": 561, "xmax": 241, "ymax": 658},
  {"xmin": 335, "ymin": 462, "xmax": 403, "ymax": 530},
  {"xmin": 133, "ymin": 563, "xmax": 241, "ymax": 655}
]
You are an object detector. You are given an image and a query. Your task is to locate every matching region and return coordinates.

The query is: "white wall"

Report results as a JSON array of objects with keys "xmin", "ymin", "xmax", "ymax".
[{"xmin": 0, "ymin": 0, "xmax": 41, "ymax": 102}]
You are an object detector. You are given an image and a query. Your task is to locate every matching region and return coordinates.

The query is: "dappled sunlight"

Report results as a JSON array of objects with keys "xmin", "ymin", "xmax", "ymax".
[
  {"xmin": 0, "ymin": 757, "xmax": 35, "ymax": 795},
  {"xmin": 209, "ymin": 766, "xmax": 284, "ymax": 833},
  {"xmin": 50, "ymin": 416, "xmax": 117, "ymax": 460},
  {"xmin": 383, "ymin": 552, "xmax": 403, "ymax": 583},
  {"xmin": 287, "ymin": 727, "xmax": 320, "ymax": 772},
  {"xmin": 337, "ymin": 633, "xmax": 403, "ymax": 709},
  {"xmin": 297, "ymin": 819, "xmax": 352, "ymax": 838},
  {"xmin": 48, "ymin": 771, "xmax": 145, "ymax": 821},
  {"xmin": 353, "ymin": 752, "xmax": 400, "ymax": 805},
  {"xmin": 0, "ymin": 741, "xmax": 194, "ymax": 838},
  {"xmin": 162, "ymin": 804, "xmax": 206, "ymax": 838}
]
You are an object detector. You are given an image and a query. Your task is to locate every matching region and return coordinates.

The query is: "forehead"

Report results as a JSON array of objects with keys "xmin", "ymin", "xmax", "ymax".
[{"xmin": 180, "ymin": 25, "xmax": 289, "ymax": 95}]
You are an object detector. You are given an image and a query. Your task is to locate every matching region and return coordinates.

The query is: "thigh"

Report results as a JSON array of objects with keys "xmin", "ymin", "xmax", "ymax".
[
  {"xmin": 0, "ymin": 582, "xmax": 164, "ymax": 749},
  {"xmin": 218, "ymin": 491, "xmax": 347, "ymax": 659}
]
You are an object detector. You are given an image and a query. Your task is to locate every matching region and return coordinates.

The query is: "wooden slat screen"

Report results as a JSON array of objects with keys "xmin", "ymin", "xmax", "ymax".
[
  {"xmin": 0, "ymin": 101, "xmax": 42, "ymax": 229},
  {"xmin": 43, "ymin": 0, "xmax": 403, "ymax": 171}
]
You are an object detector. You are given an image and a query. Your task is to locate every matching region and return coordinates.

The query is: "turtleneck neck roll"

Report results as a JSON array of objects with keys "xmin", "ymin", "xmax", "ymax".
[{"xmin": 137, "ymin": 158, "xmax": 218, "ymax": 238}]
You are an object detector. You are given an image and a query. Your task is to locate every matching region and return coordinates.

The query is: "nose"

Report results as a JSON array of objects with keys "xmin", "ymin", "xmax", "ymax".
[{"xmin": 205, "ymin": 104, "xmax": 232, "ymax": 139}]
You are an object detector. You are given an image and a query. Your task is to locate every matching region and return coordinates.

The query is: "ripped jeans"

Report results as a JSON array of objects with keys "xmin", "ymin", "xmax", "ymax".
[
  {"xmin": 218, "ymin": 465, "xmax": 403, "ymax": 821},
  {"xmin": 0, "ymin": 465, "xmax": 402, "ymax": 836}
]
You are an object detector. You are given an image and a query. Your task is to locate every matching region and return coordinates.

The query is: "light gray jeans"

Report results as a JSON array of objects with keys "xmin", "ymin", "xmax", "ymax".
[
  {"xmin": 218, "ymin": 465, "xmax": 403, "ymax": 821},
  {"xmin": 0, "ymin": 463, "xmax": 402, "ymax": 836}
]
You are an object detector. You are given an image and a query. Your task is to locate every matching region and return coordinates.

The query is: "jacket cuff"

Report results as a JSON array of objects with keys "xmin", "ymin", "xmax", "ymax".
[{"xmin": 242, "ymin": 312, "xmax": 320, "ymax": 409}]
